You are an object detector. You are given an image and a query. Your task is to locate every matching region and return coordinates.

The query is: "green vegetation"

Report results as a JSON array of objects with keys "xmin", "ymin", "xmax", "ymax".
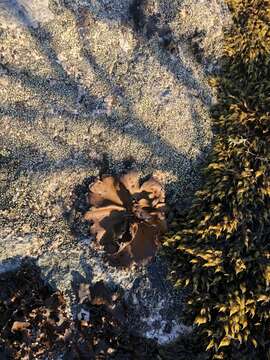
[{"xmin": 164, "ymin": 0, "xmax": 270, "ymax": 358}]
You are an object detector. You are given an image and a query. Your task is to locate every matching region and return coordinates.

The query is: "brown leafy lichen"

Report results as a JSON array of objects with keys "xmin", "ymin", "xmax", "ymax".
[{"xmin": 84, "ymin": 171, "xmax": 167, "ymax": 267}]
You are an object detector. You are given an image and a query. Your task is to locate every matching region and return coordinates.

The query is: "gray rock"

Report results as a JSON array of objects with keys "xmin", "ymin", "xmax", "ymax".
[
  {"xmin": 0, "ymin": 0, "xmax": 231, "ymax": 345},
  {"xmin": 0, "ymin": 0, "xmax": 54, "ymax": 28}
]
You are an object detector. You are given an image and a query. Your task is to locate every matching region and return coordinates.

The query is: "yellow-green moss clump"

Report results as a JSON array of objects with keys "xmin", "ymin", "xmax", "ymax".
[{"xmin": 164, "ymin": 1, "xmax": 270, "ymax": 359}]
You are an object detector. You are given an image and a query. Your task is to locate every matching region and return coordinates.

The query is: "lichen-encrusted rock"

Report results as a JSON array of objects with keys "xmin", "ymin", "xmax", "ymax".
[{"xmin": 0, "ymin": 0, "xmax": 231, "ymax": 345}]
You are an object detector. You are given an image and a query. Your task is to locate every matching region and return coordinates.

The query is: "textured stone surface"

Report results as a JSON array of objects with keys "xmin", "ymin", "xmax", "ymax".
[
  {"xmin": 0, "ymin": 0, "xmax": 54, "ymax": 28},
  {"xmin": 0, "ymin": 0, "xmax": 231, "ymax": 344}
]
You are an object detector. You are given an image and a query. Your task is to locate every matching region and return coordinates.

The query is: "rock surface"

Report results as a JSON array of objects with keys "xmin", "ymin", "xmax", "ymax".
[{"xmin": 0, "ymin": 0, "xmax": 231, "ymax": 345}]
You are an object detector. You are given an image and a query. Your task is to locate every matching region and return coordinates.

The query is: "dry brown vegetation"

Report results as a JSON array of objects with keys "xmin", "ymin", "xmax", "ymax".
[{"xmin": 0, "ymin": 263, "xmax": 160, "ymax": 359}]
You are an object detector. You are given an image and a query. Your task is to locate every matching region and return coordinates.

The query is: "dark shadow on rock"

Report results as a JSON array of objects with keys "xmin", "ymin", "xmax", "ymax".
[
  {"xmin": 1, "ymin": 57, "xmax": 192, "ymax": 183},
  {"xmin": 0, "ymin": 254, "xmax": 157, "ymax": 358},
  {"xmin": 1, "ymin": 0, "xmax": 215, "ymax": 182},
  {"xmin": 0, "ymin": 4, "xmax": 211, "ymax": 206},
  {"xmin": 0, "ymin": 0, "xmax": 38, "ymax": 28},
  {"xmin": 70, "ymin": 260, "xmax": 93, "ymax": 321},
  {"xmin": 0, "ymin": 256, "xmax": 69, "ymax": 359},
  {"xmin": 63, "ymin": 0, "xmax": 213, "ymax": 105},
  {"xmin": 122, "ymin": 255, "xmax": 190, "ymax": 344},
  {"xmin": 0, "ymin": 255, "xmax": 31, "ymax": 275},
  {"xmin": 63, "ymin": 175, "xmax": 95, "ymax": 238},
  {"xmin": 64, "ymin": 156, "xmax": 140, "ymax": 238}
]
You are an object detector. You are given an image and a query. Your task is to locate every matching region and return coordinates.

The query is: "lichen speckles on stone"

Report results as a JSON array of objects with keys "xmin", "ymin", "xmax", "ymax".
[
  {"xmin": 0, "ymin": 0, "xmax": 54, "ymax": 29},
  {"xmin": 0, "ymin": 0, "xmax": 231, "ymax": 348}
]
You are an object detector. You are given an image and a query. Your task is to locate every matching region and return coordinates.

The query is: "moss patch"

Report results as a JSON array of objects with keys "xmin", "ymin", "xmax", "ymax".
[{"xmin": 164, "ymin": 0, "xmax": 270, "ymax": 359}]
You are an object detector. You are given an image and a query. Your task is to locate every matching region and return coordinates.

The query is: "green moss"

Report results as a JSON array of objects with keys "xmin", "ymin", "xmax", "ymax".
[{"xmin": 164, "ymin": 1, "xmax": 270, "ymax": 359}]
